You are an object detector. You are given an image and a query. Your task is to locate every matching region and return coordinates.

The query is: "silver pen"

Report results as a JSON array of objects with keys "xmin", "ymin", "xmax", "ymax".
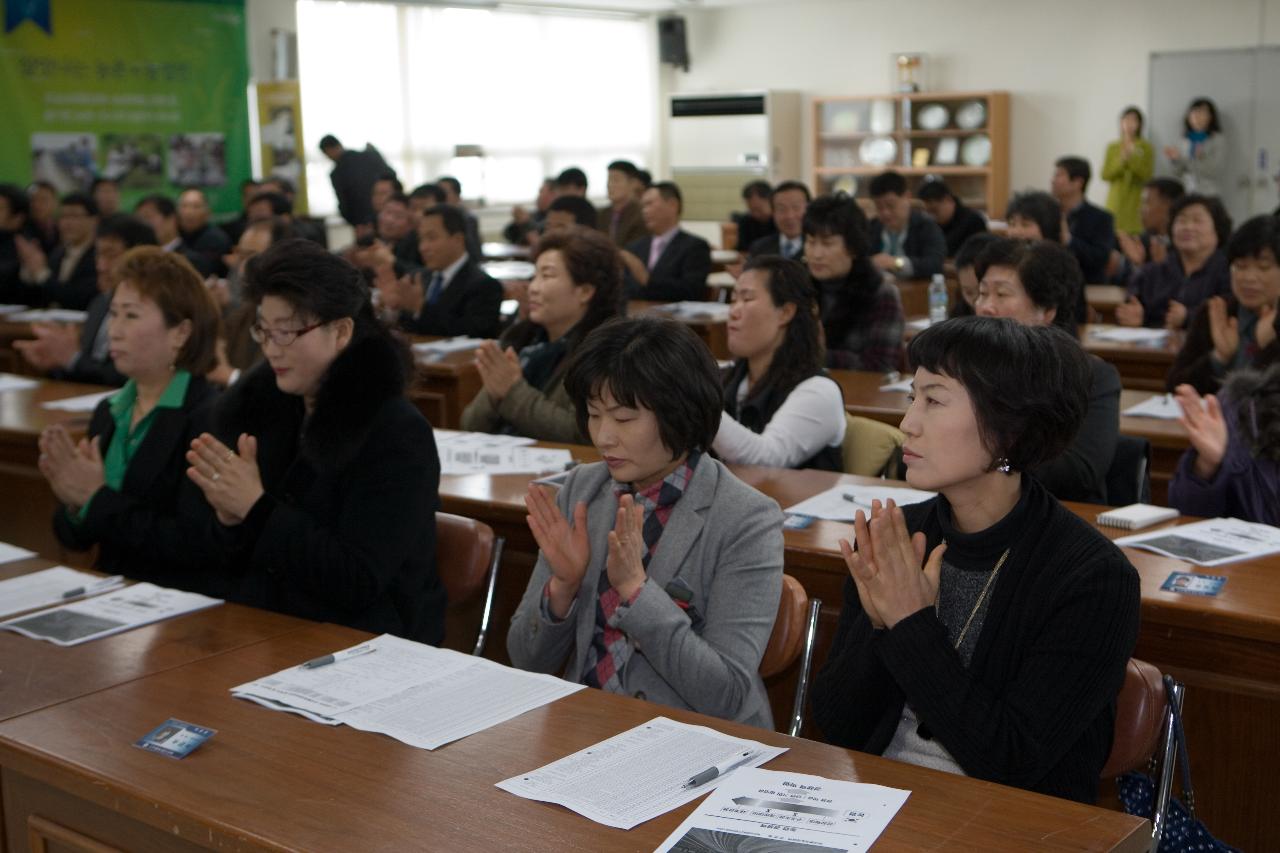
[
  {"xmin": 300, "ymin": 644, "xmax": 377, "ymax": 669},
  {"xmin": 684, "ymin": 750, "xmax": 757, "ymax": 789}
]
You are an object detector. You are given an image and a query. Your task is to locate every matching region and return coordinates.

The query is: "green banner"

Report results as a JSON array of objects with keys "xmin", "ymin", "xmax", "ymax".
[{"xmin": 1, "ymin": 0, "xmax": 249, "ymax": 214}]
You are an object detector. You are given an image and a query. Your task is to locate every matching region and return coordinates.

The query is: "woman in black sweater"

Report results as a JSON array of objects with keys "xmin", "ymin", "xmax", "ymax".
[
  {"xmin": 810, "ymin": 317, "xmax": 1140, "ymax": 804},
  {"xmin": 185, "ymin": 239, "xmax": 445, "ymax": 643}
]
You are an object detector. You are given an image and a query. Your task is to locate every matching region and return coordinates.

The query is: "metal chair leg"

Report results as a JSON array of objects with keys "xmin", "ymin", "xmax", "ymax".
[
  {"xmin": 471, "ymin": 537, "xmax": 504, "ymax": 657},
  {"xmin": 788, "ymin": 598, "xmax": 822, "ymax": 738}
]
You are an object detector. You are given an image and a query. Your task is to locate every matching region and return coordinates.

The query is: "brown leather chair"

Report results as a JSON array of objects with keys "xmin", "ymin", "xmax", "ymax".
[
  {"xmin": 435, "ymin": 512, "xmax": 504, "ymax": 657},
  {"xmin": 759, "ymin": 575, "xmax": 822, "ymax": 737},
  {"xmin": 1102, "ymin": 658, "xmax": 1184, "ymax": 852}
]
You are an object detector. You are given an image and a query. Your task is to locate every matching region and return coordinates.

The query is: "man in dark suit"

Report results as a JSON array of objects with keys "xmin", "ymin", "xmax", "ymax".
[
  {"xmin": 621, "ymin": 182, "xmax": 712, "ymax": 302},
  {"xmin": 748, "ymin": 180, "xmax": 810, "ymax": 260},
  {"xmin": 14, "ymin": 214, "xmax": 157, "ymax": 386},
  {"xmin": 321, "ymin": 134, "xmax": 394, "ymax": 231},
  {"xmin": 866, "ymin": 171, "xmax": 946, "ymax": 279},
  {"xmin": 385, "ymin": 204, "xmax": 502, "ymax": 339},
  {"xmin": 177, "ymin": 188, "xmax": 231, "ymax": 277},
  {"xmin": 918, "ymin": 179, "xmax": 987, "ymax": 258},
  {"xmin": 10, "ymin": 192, "xmax": 99, "ymax": 310},
  {"xmin": 1052, "ymin": 156, "xmax": 1116, "ymax": 284},
  {"xmin": 598, "ymin": 160, "xmax": 647, "ymax": 247},
  {"xmin": 437, "ymin": 176, "xmax": 484, "ymax": 261},
  {"xmin": 134, "ymin": 195, "xmax": 211, "ymax": 276}
]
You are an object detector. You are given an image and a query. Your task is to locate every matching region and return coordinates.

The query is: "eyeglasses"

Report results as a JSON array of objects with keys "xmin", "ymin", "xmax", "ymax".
[{"xmin": 249, "ymin": 321, "xmax": 325, "ymax": 347}]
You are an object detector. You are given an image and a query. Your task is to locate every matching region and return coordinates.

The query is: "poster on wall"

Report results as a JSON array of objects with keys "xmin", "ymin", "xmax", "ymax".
[
  {"xmin": 255, "ymin": 79, "xmax": 308, "ymax": 214},
  {"xmin": 1, "ymin": 0, "xmax": 250, "ymax": 215}
]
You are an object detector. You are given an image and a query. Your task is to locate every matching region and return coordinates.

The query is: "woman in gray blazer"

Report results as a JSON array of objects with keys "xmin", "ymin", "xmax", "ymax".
[{"xmin": 508, "ymin": 316, "xmax": 785, "ymax": 729}]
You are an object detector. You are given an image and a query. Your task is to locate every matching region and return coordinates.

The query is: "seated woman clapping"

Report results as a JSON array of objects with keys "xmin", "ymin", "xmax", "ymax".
[
  {"xmin": 810, "ymin": 317, "xmax": 1140, "ymax": 803},
  {"xmin": 713, "ymin": 255, "xmax": 846, "ymax": 470},
  {"xmin": 508, "ymin": 316, "xmax": 785, "ymax": 727},
  {"xmin": 41, "ymin": 247, "xmax": 223, "ymax": 593},
  {"xmin": 461, "ymin": 227, "xmax": 623, "ymax": 442}
]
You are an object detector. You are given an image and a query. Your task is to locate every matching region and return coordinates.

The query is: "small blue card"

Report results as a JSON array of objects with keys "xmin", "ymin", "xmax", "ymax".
[
  {"xmin": 1161, "ymin": 571, "xmax": 1227, "ymax": 597},
  {"xmin": 783, "ymin": 514, "xmax": 815, "ymax": 530},
  {"xmin": 134, "ymin": 718, "xmax": 216, "ymax": 759}
]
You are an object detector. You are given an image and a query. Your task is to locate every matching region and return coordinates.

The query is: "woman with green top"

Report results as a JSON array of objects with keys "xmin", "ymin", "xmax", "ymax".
[
  {"xmin": 1102, "ymin": 106, "xmax": 1154, "ymax": 235},
  {"xmin": 40, "ymin": 246, "xmax": 223, "ymax": 594}
]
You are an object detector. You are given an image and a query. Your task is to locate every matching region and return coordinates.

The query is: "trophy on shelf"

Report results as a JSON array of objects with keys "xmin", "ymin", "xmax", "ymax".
[{"xmin": 893, "ymin": 53, "xmax": 927, "ymax": 93}]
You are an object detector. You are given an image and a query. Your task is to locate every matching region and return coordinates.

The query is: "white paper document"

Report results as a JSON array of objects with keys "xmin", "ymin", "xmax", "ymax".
[
  {"xmin": 656, "ymin": 768, "xmax": 911, "ymax": 853},
  {"xmin": 434, "ymin": 429, "xmax": 536, "ymax": 449},
  {"xmin": 0, "ymin": 540, "xmax": 37, "ymax": 565},
  {"xmin": 412, "ymin": 336, "xmax": 486, "ymax": 359},
  {"xmin": 439, "ymin": 444, "xmax": 573, "ymax": 476},
  {"xmin": 878, "ymin": 377, "xmax": 914, "ymax": 393},
  {"xmin": 232, "ymin": 635, "xmax": 583, "ymax": 750},
  {"xmin": 0, "ymin": 304, "xmax": 29, "ymax": 315},
  {"xmin": 1088, "ymin": 325, "xmax": 1170, "ymax": 345},
  {"xmin": 0, "ymin": 583, "xmax": 222, "ymax": 646},
  {"xmin": 0, "ymin": 567, "xmax": 126, "ymax": 619},
  {"xmin": 1122, "ymin": 393, "xmax": 1205, "ymax": 421},
  {"xmin": 785, "ymin": 484, "xmax": 937, "ymax": 522},
  {"xmin": 40, "ymin": 390, "xmax": 116, "ymax": 412},
  {"xmin": 0, "ymin": 373, "xmax": 39, "ymax": 394},
  {"xmin": 655, "ymin": 301, "xmax": 731, "ymax": 322},
  {"xmin": 496, "ymin": 717, "xmax": 787, "ymax": 830},
  {"xmin": 8, "ymin": 309, "xmax": 89, "ymax": 324},
  {"xmin": 1116, "ymin": 517, "xmax": 1280, "ymax": 567}
]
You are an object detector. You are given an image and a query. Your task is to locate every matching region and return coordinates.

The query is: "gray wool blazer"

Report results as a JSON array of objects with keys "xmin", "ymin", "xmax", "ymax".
[{"xmin": 507, "ymin": 456, "xmax": 785, "ymax": 728}]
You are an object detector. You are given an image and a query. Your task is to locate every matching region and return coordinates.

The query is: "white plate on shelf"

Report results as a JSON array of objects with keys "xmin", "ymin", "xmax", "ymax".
[
  {"xmin": 916, "ymin": 103, "xmax": 949, "ymax": 130},
  {"xmin": 829, "ymin": 109, "xmax": 861, "ymax": 133},
  {"xmin": 869, "ymin": 100, "xmax": 895, "ymax": 134},
  {"xmin": 859, "ymin": 136, "xmax": 898, "ymax": 166},
  {"xmin": 955, "ymin": 100, "xmax": 987, "ymax": 129},
  {"xmin": 960, "ymin": 134, "xmax": 991, "ymax": 167}
]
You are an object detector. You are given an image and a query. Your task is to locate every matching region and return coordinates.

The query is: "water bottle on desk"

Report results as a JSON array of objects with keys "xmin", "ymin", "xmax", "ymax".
[{"xmin": 928, "ymin": 274, "xmax": 948, "ymax": 324}]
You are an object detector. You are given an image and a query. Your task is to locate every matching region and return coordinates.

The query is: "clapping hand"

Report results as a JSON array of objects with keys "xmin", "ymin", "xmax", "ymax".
[
  {"xmin": 1206, "ymin": 297, "xmax": 1239, "ymax": 364},
  {"xmin": 1257, "ymin": 304, "xmax": 1277, "ymax": 351},
  {"xmin": 525, "ymin": 484, "xmax": 590, "ymax": 619},
  {"xmin": 186, "ymin": 433, "xmax": 264, "ymax": 526},
  {"xmin": 1114, "ymin": 296, "xmax": 1144, "ymax": 327},
  {"xmin": 38, "ymin": 425, "xmax": 105, "ymax": 510},
  {"xmin": 475, "ymin": 340, "xmax": 522, "ymax": 402},
  {"xmin": 606, "ymin": 494, "xmax": 647, "ymax": 602},
  {"xmin": 1174, "ymin": 384, "xmax": 1228, "ymax": 481},
  {"xmin": 838, "ymin": 499, "xmax": 946, "ymax": 630},
  {"xmin": 1165, "ymin": 299, "xmax": 1188, "ymax": 330}
]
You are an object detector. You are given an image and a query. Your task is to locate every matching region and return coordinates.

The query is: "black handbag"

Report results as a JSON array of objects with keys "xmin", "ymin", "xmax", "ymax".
[{"xmin": 1116, "ymin": 675, "xmax": 1239, "ymax": 853}]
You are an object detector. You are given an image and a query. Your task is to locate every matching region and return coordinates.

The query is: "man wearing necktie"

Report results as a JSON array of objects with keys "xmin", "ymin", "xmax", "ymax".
[
  {"xmin": 620, "ymin": 182, "xmax": 712, "ymax": 302},
  {"xmin": 383, "ymin": 204, "xmax": 502, "ymax": 339},
  {"xmin": 747, "ymin": 180, "xmax": 811, "ymax": 263}
]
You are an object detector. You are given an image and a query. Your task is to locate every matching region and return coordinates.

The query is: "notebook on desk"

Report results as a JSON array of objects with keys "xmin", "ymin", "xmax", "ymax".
[{"xmin": 1097, "ymin": 503, "xmax": 1179, "ymax": 530}]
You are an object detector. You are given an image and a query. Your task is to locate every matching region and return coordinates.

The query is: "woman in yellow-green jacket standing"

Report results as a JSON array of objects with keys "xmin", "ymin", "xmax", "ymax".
[{"xmin": 1102, "ymin": 106, "xmax": 1155, "ymax": 235}]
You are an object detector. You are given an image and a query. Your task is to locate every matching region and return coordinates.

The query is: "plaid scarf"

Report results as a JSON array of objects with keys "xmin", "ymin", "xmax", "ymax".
[{"xmin": 582, "ymin": 451, "xmax": 701, "ymax": 691}]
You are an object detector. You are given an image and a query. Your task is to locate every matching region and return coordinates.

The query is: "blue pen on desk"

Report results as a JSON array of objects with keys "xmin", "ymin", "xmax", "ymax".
[
  {"xmin": 301, "ymin": 644, "xmax": 377, "ymax": 670},
  {"xmin": 61, "ymin": 575, "xmax": 124, "ymax": 600},
  {"xmin": 684, "ymin": 750, "xmax": 757, "ymax": 789}
]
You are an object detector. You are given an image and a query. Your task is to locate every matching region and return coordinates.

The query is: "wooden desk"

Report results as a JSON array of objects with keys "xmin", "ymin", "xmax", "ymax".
[
  {"xmin": 1082, "ymin": 325, "xmax": 1183, "ymax": 392},
  {"xmin": 409, "ymin": 345, "xmax": 482, "ymax": 430},
  {"xmin": 0, "ymin": 621, "xmax": 1149, "ymax": 852},
  {"xmin": 0, "ymin": 558, "xmax": 309, "ymax": 724},
  {"xmin": 1087, "ymin": 285, "xmax": 1128, "ymax": 324},
  {"xmin": 0, "ymin": 378, "xmax": 115, "ymax": 559},
  {"xmin": 629, "ymin": 300, "xmax": 730, "ymax": 359},
  {"xmin": 831, "ymin": 370, "xmax": 1190, "ymax": 505}
]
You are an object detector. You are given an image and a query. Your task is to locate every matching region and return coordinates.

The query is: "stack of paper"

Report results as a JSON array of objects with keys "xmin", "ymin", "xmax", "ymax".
[
  {"xmin": 0, "ymin": 374, "xmax": 39, "ymax": 394},
  {"xmin": 1089, "ymin": 326, "xmax": 1170, "ymax": 345},
  {"xmin": 435, "ymin": 430, "xmax": 571, "ymax": 476},
  {"xmin": 0, "ymin": 567, "xmax": 125, "ymax": 619},
  {"xmin": 654, "ymin": 301, "xmax": 732, "ymax": 322},
  {"xmin": 232, "ymin": 634, "xmax": 583, "ymax": 750},
  {"xmin": 412, "ymin": 336, "xmax": 487, "ymax": 360},
  {"xmin": 785, "ymin": 484, "xmax": 936, "ymax": 522},
  {"xmin": 0, "ymin": 583, "xmax": 221, "ymax": 646},
  {"xmin": 41, "ymin": 390, "xmax": 116, "ymax": 412},
  {"xmin": 497, "ymin": 717, "xmax": 788, "ymax": 829},
  {"xmin": 1116, "ymin": 517, "xmax": 1280, "ymax": 567},
  {"xmin": 8, "ymin": 308, "xmax": 89, "ymax": 324}
]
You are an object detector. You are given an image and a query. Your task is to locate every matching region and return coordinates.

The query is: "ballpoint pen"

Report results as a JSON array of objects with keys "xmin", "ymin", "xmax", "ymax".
[
  {"xmin": 300, "ymin": 644, "xmax": 378, "ymax": 669},
  {"xmin": 684, "ymin": 750, "xmax": 757, "ymax": 789},
  {"xmin": 61, "ymin": 575, "xmax": 125, "ymax": 599}
]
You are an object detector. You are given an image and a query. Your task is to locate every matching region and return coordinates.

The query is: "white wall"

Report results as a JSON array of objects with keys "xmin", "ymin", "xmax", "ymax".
[{"xmin": 663, "ymin": 0, "xmax": 1280, "ymax": 206}]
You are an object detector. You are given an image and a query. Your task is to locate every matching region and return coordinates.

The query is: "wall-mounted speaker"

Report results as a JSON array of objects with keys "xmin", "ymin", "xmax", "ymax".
[{"xmin": 658, "ymin": 16, "xmax": 689, "ymax": 72}]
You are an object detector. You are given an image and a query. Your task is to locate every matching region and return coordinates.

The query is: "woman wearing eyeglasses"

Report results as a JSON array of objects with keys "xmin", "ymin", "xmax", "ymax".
[{"xmin": 185, "ymin": 239, "xmax": 446, "ymax": 643}]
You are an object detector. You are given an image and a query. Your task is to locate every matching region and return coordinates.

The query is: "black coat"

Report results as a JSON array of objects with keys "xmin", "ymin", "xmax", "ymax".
[
  {"xmin": 330, "ymin": 145, "xmax": 393, "ymax": 228},
  {"xmin": 180, "ymin": 224, "xmax": 231, "ymax": 278},
  {"xmin": 399, "ymin": 257, "xmax": 503, "ymax": 339},
  {"xmin": 1066, "ymin": 201, "xmax": 1116, "ymax": 285},
  {"xmin": 49, "ymin": 291, "xmax": 125, "ymax": 387},
  {"xmin": 1032, "ymin": 354, "xmax": 1120, "ymax": 505},
  {"xmin": 867, "ymin": 209, "xmax": 946, "ymax": 278},
  {"xmin": 1166, "ymin": 296, "xmax": 1280, "ymax": 394},
  {"xmin": 210, "ymin": 332, "xmax": 446, "ymax": 643},
  {"xmin": 940, "ymin": 203, "xmax": 988, "ymax": 258},
  {"xmin": 623, "ymin": 230, "xmax": 712, "ymax": 302},
  {"xmin": 52, "ymin": 376, "xmax": 224, "ymax": 594},
  {"xmin": 16, "ymin": 243, "xmax": 98, "ymax": 310},
  {"xmin": 811, "ymin": 477, "xmax": 1140, "ymax": 804}
]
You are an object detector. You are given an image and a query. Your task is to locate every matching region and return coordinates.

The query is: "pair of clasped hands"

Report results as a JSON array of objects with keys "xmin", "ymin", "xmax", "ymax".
[
  {"xmin": 841, "ymin": 500, "xmax": 948, "ymax": 631},
  {"xmin": 524, "ymin": 485, "xmax": 649, "ymax": 621}
]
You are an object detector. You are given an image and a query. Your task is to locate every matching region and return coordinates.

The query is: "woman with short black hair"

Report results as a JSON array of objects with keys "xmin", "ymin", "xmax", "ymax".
[
  {"xmin": 811, "ymin": 316, "xmax": 1140, "ymax": 804},
  {"xmin": 713, "ymin": 255, "xmax": 846, "ymax": 471},
  {"xmin": 461, "ymin": 227, "xmax": 623, "ymax": 442},
  {"xmin": 508, "ymin": 316, "xmax": 785, "ymax": 727},
  {"xmin": 1167, "ymin": 214, "xmax": 1280, "ymax": 395},
  {"xmin": 185, "ymin": 238, "xmax": 445, "ymax": 643},
  {"xmin": 974, "ymin": 238, "xmax": 1121, "ymax": 504}
]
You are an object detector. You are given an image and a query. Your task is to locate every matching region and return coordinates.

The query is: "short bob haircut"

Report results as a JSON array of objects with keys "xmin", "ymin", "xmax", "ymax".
[
  {"xmin": 1184, "ymin": 97, "xmax": 1221, "ymax": 135},
  {"xmin": 909, "ymin": 316, "xmax": 1090, "ymax": 473},
  {"xmin": 1225, "ymin": 214, "xmax": 1280, "ymax": 265},
  {"xmin": 564, "ymin": 316, "xmax": 721, "ymax": 459},
  {"xmin": 1169, "ymin": 193, "xmax": 1233, "ymax": 250},
  {"xmin": 802, "ymin": 193, "xmax": 871, "ymax": 259},
  {"xmin": 115, "ymin": 246, "xmax": 220, "ymax": 376},
  {"xmin": 974, "ymin": 237, "xmax": 1082, "ymax": 333},
  {"xmin": 243, "ymin": 238, "xmax": 379, "ymax": 340},
  {"xmin": 1005, "ymin": 191, "xmax": 1063, "ymax": 244}
]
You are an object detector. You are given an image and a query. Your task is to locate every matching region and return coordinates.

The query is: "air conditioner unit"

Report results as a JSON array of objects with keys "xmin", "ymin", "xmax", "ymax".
[{"xmin": 667, "ymin": 91, "xmax": 801, "ymax": 221}]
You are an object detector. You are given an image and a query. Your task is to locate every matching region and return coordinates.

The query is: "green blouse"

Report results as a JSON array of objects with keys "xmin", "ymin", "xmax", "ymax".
[
  {"xmin": 74, "ymin": 370, "xmax": 191, "ymax": 522},
  {"xmin": 1102, "ymin": 139, "xmax": 1154, "ymax": 235}
]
